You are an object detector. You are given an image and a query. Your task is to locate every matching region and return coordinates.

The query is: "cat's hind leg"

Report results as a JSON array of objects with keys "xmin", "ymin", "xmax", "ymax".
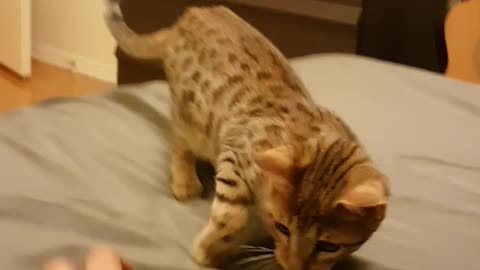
[{"xmin": 170, "ymin": 134, "xmax": 203, "ymax": 201}]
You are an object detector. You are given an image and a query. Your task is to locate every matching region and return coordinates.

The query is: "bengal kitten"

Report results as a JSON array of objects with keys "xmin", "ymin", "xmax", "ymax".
[{"xmin": 105, "ymin": 2, "xmax": 388, "ymax": 270}]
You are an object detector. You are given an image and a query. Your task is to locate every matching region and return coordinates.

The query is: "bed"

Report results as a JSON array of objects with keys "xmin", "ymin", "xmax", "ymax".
[
  {"xmin": 1, "ymin": 1, "xmax": 480, "ymax": 270},
  {"xmin": 1, "ymin": 53, "xmax": 479, "ymax": 270}
]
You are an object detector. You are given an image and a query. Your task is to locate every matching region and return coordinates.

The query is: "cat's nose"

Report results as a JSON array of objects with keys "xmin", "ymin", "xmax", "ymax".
[{"xmin": 298, "ymin": 236, "xmax": 315, "ymax": 261}]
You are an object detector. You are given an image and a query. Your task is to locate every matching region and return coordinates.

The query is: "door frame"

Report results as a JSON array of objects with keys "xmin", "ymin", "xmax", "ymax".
[{"xmin": 18, "ymin": 0, "xmax": 32, "ymax": 77}]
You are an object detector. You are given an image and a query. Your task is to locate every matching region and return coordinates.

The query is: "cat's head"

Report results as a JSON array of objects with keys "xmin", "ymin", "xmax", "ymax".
[{"xmin": 254, "ymin": 137, "xmax": 388, "ymax": 270}]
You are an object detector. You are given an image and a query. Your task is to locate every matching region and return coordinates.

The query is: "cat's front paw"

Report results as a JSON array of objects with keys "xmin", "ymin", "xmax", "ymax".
[
  {"xmin": 192, "ymin": 237, "xmax": 215, "ymax": 267},
  {"xmin": 171, "ymin": 178, "xmax": 203, "ymax": 201}
]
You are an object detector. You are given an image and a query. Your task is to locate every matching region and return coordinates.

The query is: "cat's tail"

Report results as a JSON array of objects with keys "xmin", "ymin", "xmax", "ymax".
[{"xmin": 104, "ymin": 0, "xmax": 171, "ymax": 60}]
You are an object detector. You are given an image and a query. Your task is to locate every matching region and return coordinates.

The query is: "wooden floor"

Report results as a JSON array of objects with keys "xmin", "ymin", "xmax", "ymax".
[{"xmin": 0, "ymin": 61, "xmax": 114, "ymax": 113}]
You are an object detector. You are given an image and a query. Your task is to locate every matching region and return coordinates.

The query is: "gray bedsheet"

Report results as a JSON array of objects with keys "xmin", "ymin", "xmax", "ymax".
[{"xmin": 0, "ymin": 54, "xmax": 479, "ymax": 270}]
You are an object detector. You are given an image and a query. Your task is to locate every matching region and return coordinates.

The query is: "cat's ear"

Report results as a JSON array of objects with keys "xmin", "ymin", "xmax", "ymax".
[
  {"xmin": 254, "ymin": 145, "xmax": 295, "ymax": 178},
  {"xmin": 334, "ymin": 166, "xmax": 388, "ymax": 221}
]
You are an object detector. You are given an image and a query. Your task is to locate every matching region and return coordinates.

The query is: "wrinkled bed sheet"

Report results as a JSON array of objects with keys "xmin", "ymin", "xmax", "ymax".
[{"xmin": 0, "ymin": 54, "xmax": 479, "ymax": 270}]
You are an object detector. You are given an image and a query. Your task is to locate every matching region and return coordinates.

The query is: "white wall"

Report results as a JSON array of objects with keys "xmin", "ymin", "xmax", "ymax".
[
  {"xmin": 32, "ymin": 0, "xmax": 117, "ymax": 82},
  {"xmin": 0, "ymin": 0, "xmax": 31, "ymax": 77}
]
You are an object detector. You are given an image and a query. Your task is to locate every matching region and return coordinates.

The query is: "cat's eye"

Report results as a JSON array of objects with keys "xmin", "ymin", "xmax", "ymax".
[
  {"xmin": 315, "ymin": 240, "xmax": 340, "ymax": 253},
  {"xmin": 274, "ymin": 222, "xmax": 290, "ymax": 236}
]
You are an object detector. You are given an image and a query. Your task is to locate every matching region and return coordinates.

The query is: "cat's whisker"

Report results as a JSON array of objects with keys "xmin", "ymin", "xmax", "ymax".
[
  {"xmin": 255, "ymin": 256, "xmax": 282, "ymax": 270},
  {"xmin": 238, "ymin": 245, "xmax": 274, "ymax": 254},
  {"xmin": 228, "ymin": 246, "xmax": 277, "ymax": 270},
  {"xmin": 233, "ymin": 254, "xmax": 275, "ymax": 265}
]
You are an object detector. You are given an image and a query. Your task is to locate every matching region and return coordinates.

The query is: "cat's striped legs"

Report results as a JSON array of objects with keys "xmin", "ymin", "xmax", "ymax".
[
  {"xmin": 192, "ymin": 197, "xmax": 249, "ymax": 266},
  {"xmin": 192, "ymin": 149, "xmax": 253, "ymax": 266},
  {"xmin": 170, "ymin": 136, "xmax": 203, "ymax": 201}
]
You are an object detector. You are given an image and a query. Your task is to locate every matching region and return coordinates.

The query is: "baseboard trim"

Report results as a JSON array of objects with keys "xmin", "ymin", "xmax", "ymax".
[{"xmin": 32, "ymin": 42, "xmax": 117, "ymax": 83}]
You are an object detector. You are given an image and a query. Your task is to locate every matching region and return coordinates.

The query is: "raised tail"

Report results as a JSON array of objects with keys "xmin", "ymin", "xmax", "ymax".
[{"xmin": 104, "ymin": 0, "xmax": 171, "ymax": 60}]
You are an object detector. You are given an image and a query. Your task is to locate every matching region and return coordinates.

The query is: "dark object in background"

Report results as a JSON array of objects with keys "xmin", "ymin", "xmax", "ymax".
[
  {"xmin": 356, "ymin": 0, "xmax": 448, "ymax": 73},
  {"xmin": 116, "ymin": 0, "xmax": 356, "ymax": 84}
]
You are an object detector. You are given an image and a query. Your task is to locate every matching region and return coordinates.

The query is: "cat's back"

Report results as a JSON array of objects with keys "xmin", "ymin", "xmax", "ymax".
[
  {"xmin": 169, "ymin": 6, "xmax": 282, "ymax": 69},
  {"xmin": 165, "ymin": 6, "xmax": 305, "ymax": 94},
  {"xmin": 174, "ymin": 6, "xmax": 269, "ymax": 54},
  {"xmin": 164, "ymin": 6, "xmax": 308, "ymax": 113}
]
